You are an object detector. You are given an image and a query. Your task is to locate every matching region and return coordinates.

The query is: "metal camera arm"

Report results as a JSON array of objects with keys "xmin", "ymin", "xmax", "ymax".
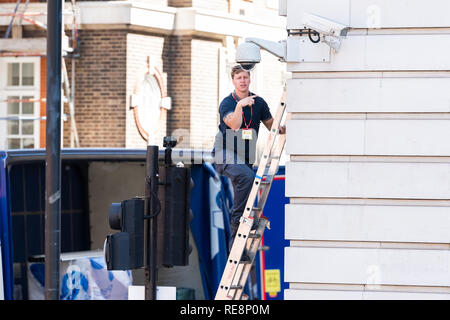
[{"xmin": 244, "ymin": 37, "xmax": 287, "ymax": 61}]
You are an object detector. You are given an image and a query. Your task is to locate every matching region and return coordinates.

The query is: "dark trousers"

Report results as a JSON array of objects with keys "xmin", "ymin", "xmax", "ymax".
[{"xmin": 215, "ymin": 163, "xmax": 254, "ymax": 249}]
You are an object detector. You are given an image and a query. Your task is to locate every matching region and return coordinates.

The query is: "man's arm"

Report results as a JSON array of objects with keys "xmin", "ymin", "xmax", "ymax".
[
  {"xmin": 223, "ymin": 107, "xmax": 243, "ymax": 131},
  {"xmin": 262, "ymin": 118, "xmax": 273, "ymax": 131},
  {"xmin": 223, "ymin": 95, "xmax": 257, "ymax": 130},
  {"xmin": 262, "ymin": 117, "xmax": 286, "ymax": 134}
]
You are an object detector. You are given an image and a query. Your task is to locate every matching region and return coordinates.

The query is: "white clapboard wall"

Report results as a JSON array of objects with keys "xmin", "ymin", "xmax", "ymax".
[{"xmin": 283, "ymin": 0, "xmax": 450, "ymax": 299}]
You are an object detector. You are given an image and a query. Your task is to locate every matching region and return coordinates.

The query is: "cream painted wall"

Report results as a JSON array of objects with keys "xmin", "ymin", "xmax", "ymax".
[{"xmin": 285, "ymin": 0, "xmax": 450, "ymax": 299}]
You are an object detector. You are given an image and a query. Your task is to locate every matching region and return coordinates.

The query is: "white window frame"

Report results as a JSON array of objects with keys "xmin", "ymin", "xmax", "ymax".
[{"xmin": 0, "ymin": 57, "xmax": 41, "ymax": 150}]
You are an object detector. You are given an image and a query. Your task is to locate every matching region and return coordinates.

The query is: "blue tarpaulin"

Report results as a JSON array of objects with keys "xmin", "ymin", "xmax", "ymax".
[
  {"xmin": 190, "ymin": 163, "xmax": 234, "ymax": 300},
  {"xmin": 0, "ymin": 153, "xmax": 13, "ymax": 300}
]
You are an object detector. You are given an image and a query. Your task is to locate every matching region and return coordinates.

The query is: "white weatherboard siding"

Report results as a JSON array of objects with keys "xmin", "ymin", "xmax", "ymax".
[
  {"xmin": 286, "ymin": 0, "xmax": 450, "ymax": 29},
  {"xmin": 285, "ymin": 289, "xmax": 450, "ymax": 300},
  {"xmin": 285, "ymin": 203, "xmax": 450, "ymax": 244},
  {"xmin": 285, "ymin": 161, "xmax": 450, "ymax": 199},
  {"xmin": 287, "ymin": 34, "xmax": 450, "ymax": 73},
  {"xmin": 284, "ymin": 0, "xmax": 450, "ymax": 300},
  {"xmin": 286, "ymin": 119, "xmax": 450, "ymax": 156},
  {"xmin": 286, "ymin": 76, "xmax": 450, "ymax": 113},
  {"xmin": 285, "ymin": 247, "xmax": 450, "ymax": 287},
  {"xmin": 286, "ymin": 119, "xmax": 365, "ymax": 155}
]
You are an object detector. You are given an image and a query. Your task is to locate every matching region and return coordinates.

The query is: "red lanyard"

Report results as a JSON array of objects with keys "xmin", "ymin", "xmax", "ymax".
[{"xmin": 232, "ymin": 91, "xmax": 253, "ymax": 129}]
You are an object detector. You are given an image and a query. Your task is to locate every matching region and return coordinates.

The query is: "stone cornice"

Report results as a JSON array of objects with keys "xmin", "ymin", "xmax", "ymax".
[{"xmin": 0, "ymin": 1, "xmax": 286, "ymax": 40}]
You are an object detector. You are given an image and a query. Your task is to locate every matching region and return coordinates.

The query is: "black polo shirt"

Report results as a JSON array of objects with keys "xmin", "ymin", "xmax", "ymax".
[{"xmin": 213, "ymin": 92, "xmax": 272, "ymax": 165}]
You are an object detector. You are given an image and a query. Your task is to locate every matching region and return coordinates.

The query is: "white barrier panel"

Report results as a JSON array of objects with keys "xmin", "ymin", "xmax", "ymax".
[{"xmin": 128, "ymin": 286, "xmax": 177, "ymax": 300}]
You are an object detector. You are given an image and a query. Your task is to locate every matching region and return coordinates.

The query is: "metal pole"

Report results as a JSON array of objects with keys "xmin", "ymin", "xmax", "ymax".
[
  {"xmin": 45, "ymin": 0, "xmax": 62, "ymax": 300},
  {"xmin": 145, "ymin": 145, "xmax": 159, "ymax": 300}
]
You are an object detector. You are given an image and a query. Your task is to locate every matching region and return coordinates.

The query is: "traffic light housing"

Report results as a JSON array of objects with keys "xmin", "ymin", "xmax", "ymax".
[
  {"xmin": 105, "ymin": 197, "xmax": 145, "ymax": 270},
  {"xmin": 161, "ymin": 166, "xmax": 193, "ymax": 267},
  {"xmin": 104, "ymin": 137, "xmax": 195, "ymax": 273}
]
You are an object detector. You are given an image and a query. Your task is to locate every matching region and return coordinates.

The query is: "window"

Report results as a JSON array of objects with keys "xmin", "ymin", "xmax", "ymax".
[
  {"xmin": 0, "ymin": 57, "xmax": 40, "ymax": 150},
  {"xmin": 7, "ymin": 62, "xmax": 34, "ymax": 86},
  {"xmin": 138, "ymin": 74, "xmax": 162, "ymax": 135},
  {"xmin": 7, "ymin": 96, "xmax": 36, "ymax": 149}
]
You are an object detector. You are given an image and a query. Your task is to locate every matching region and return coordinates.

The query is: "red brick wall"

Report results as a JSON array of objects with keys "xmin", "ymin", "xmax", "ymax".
[
  {"xmin": 66, "ymin": 29, "xmax": 127, "ymax": 148},
  {"xmin": 63, "ymin": 30, "xmax": 171, "ymax": 148}
]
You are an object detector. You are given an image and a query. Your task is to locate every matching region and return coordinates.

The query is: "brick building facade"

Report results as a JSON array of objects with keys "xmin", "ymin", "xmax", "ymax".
[{"xmin": 0, "ymin": 0, "xmax": 286, "ymax": 152}]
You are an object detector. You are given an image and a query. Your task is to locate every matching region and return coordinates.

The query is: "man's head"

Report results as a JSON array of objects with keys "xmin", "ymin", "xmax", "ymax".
[
  {"xmin": 231, "ymin": 65, "xmax": 251, "ymax": 79},
  {"xmin": 231, "ymin": 65, "xmax": 251, "ymax": 95}
]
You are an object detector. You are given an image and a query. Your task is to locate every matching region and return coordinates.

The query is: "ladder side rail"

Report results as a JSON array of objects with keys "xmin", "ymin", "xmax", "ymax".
[
  {"xmin": 228, "ymin": 225, "xmax": 265, "ymax": 299},
  {"xmin": 215, "ymin": 138, "xmax": 284, "ymax": 300},
  {"xmin": 254, "ymin": 135, "xmax": 286, "ymax": 213},
  {"xmin": 241, "ymin": 101, "xmax": 286, "ymax": 222},
  {"xmin": 229, "ymin": 137, "xmax": 286, "ymax": 300},
  {"xmin": 228, "ymin": 260, "xmax": 247, "ymax": 299},
  {"xmin": 252, "ymin": 100, "xmax": 286, "ymax": 181},
  {"xmin": 225, "ymin": 219, "xmax": 267, "ymax": 300},
  {"xmin": 232, "ymin": 138, "xmax": 286, "ymax": 299},
  {"xmin": 215, "ymin": 221, "xmax": 254, "ymax": 299},
  {"xmin": 233, "ymin": 218, "xmax": 268, "ymax": 299},
  {"xmin": 215, "ymin": 136, "xmax": 285, "ymax": 299},
  {"xmin": 216, "ymin": 144, "xmax": 280, "ymax": 298}
]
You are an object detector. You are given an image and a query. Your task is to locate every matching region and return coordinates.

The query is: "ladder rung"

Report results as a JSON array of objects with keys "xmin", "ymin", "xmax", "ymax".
[
  {"xmin": 248, "ymin": 233, "xmax": 261, "ymax": 239},
  {"xmin": 253, "ymin": 207, "xmax": 261, "ymax": 211},
  {"xmin": 230, "ymin": 285, "xmax": 243, "ymax": 290}
]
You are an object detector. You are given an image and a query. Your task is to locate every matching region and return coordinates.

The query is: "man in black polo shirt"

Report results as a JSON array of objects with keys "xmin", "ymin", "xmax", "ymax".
[{"xmin": 213, "ymin": 65, "xmax": 285, "ymax": 253}]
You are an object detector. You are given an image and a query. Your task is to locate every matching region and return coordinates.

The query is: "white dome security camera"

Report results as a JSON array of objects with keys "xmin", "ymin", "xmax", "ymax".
[
  {"xmin": 235, "ymin": 38, "xmax": 287, "ymax": 67},
  {"xmin": 236, "ymin": 42, "xmax": 261, "ymax": 71}
]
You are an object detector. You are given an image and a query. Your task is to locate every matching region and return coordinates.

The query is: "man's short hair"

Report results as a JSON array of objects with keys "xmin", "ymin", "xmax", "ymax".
[{"xmin": 231, "ymin": 65, "xmax": 250, "ymax": 79}]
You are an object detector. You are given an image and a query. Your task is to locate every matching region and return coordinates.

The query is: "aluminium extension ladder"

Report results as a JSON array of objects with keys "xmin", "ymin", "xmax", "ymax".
[{"xmin": 215, "ymin": 88, "xmax": 287, "ymax": 300}]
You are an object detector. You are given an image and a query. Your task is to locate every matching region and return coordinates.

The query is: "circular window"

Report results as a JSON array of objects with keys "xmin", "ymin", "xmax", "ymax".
[
  {"xmin": 138, "ymin": 75, "xmax": 161, "ymax": 135},
  {"xmin": 133, "ymin": 66, "xmax": 167, "ymax": 142}
]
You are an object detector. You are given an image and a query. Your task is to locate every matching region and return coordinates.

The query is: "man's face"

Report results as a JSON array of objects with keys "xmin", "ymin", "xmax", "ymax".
[{"xmin": 232, "ymin": 70, "xmax": 251, "ymax": 93}]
